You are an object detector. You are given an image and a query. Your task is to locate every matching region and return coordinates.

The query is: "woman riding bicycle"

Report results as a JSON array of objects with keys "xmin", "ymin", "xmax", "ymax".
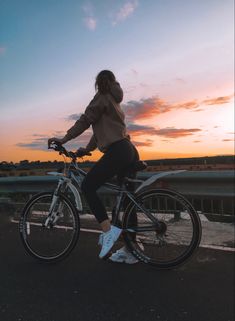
[{"xmin": 48, "ymin": 70, "xmax": 139, "ymax": 263}]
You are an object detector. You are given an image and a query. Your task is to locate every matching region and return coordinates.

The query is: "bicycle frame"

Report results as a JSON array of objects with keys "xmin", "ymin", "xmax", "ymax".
[
  {"xmin": 21, "ymin": 142, "xmax": 201, "ymax": 267},
  {"xmin": 47, "ymin": 158, "xmax": 161, "ymax": 230}
]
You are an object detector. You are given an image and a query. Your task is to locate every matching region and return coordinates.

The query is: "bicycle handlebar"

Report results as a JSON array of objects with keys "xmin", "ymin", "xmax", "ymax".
[
  {"xmin": 48, "ymin": 141, "xmax": 89, "ymax": 159},
  {"xmin": 48, "ymin": 142, "xmax": 70, "ymax": 157}
]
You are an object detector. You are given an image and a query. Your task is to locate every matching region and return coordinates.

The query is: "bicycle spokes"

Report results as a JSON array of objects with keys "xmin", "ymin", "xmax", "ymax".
[
  {"xmin": 20, "ymin": 193, "xmax": 79, "ymax": 261},
  {"xmin": 123, "ymin": 190, "xmax": 201, "ymax": 268}
]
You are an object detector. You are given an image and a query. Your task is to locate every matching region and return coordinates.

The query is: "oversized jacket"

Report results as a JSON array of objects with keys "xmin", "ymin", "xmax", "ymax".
[{"xmin": 64, "ymin": 82, "xmax": 130, "ymax": 153}]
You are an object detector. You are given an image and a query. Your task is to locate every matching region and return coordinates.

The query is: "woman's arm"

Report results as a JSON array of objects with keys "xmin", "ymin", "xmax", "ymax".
[
  {"xmin": 85, "ymin": 134, "xmax": 97, "ymax": 152},
  {"xmin": 63, "ymin": 94, "xmax": 107, "ymax": 142},
  {"xmin": 48, "ymin": 94, "xmax": 107, "ymax": 146}
]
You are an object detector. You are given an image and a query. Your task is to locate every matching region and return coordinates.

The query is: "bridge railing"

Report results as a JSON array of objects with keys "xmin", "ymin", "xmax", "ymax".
[{"xmin": 0, "ymin": 170, "xmax": 234, "ymax": 222}]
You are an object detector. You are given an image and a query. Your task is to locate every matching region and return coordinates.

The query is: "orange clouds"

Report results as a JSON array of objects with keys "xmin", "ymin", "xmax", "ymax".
[
  {"xmin": 132, "ymin": 140, "xmax": 153, "ymax": 147},
  {"xmin": 127, "ymin": 123, "xmax": 158, "ymax": 136},
  {"xmin": 123, "ymin": 97, "xmax": 170, "ymax": 121},
  {"xmin": 127, "ymin": 124, "xmax": 201, "ymax": 139},
  {"xmin": 122, "ymin": 93, "xmax": 233, "ymax": 123},
  {"xmin": 152, "ymin": 128, "xmax": 201, "ymax": 138},
  {"xmin": 126, "ymin": 123, "xmax": 202, "ymax": 147},
  {"xmin": 14, "ymin": 92, "xmax": 233, "ymax": 160},
  {"xmin": 202, "ymin": 94, "xmax": 234, "ymax": 105},
  {"xmin": 172, "ymin": 100, "xmax": 199, "ymax": 110}
]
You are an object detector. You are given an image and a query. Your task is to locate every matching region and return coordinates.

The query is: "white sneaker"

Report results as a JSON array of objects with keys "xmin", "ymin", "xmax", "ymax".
[
  {"xmin": 99, "ymin": 225, "xmax": 122, "ymax": 259},
  {"xmin": 109, "ymin": 246, "xmax": 139, "ymax": 264}
]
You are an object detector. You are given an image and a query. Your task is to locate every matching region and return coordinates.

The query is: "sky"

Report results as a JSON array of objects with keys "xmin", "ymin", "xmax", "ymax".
[{"xmin": 0, "ymin": 0, "xmax": 234, "ymax": 162}]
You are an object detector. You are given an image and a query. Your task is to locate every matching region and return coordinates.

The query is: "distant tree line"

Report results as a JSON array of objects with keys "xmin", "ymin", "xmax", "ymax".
[{"xmin": 0, "ymin": 155, "xmax": 234, "ymax": 171}]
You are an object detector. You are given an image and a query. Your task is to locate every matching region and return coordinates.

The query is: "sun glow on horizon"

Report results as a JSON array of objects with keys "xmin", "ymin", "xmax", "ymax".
[{"xmin": 0, "ymin": 0, "xmax": 234, "ymax": 162}]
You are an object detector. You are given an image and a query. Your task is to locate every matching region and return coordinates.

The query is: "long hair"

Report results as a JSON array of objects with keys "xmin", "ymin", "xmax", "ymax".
[{"xmin": 95, "ymin": 70, "xmax": 116, "ymax": 94}]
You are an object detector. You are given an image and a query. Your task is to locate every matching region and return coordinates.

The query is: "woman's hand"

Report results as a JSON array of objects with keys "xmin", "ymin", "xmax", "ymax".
[
  {"xmin": 76, "ymin": 147, "xmax": 92, "ymax": 157},
  {"xmin": 48, "ymin": 137, "xmax": 67, "ymax": 148}
]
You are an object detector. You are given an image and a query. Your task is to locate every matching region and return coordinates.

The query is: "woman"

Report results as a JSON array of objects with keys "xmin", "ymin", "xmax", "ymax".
[{"xmin": 48, "ymin": 70, "xmax": 139, "ymax": 263}]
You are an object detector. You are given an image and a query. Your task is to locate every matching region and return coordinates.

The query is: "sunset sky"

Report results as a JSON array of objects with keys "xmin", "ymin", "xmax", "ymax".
[{"xmin": 0, "ymin": 0, "xmax": 234, "ymax": 162}]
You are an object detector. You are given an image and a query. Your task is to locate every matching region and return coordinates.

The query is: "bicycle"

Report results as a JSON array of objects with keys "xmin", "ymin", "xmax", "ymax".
[{"xmin": 19, "ymin": 142, "xmax": 201, "ymax": 269}]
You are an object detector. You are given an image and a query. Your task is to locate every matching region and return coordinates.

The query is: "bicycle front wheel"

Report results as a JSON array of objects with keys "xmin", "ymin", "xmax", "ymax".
[
  {"xmin": 19, "ymin": 192, "xmax": 80, "ymax": 262},
  {"xmin": 123, "ymin": 189, "xmax": 201, "ymax": 269}
]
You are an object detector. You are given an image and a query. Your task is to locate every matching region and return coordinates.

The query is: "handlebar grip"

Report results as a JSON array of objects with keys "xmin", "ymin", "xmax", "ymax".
[{"xmin": 48, "ymin": 141, "xmax": 62, "ymax": 150}]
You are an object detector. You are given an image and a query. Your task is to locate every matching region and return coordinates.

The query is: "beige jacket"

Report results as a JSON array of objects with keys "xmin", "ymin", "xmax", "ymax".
[{"xmin": 64, "ymin": 82, "xmax": 129, "ymax": 153}]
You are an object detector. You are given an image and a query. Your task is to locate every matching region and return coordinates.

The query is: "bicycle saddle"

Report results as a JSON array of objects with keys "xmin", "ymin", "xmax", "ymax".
[
  {"xmin": 125, "ymin": 160, "xmax": 148, "ymax": 174},
  {"xmin": 133, "ymin": 160, "xmax": 148, "ymax": 172}
]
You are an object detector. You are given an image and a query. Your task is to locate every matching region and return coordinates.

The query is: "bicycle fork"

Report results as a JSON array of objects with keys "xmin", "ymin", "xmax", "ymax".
[{"xmin": 44, "ymin": 180, "xmax": 66, "ymax": 228}]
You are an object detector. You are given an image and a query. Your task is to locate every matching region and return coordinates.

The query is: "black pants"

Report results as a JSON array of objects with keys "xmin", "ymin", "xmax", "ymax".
[{"xmin": 81, "ymin": 138, "xmax": 139, "ymax": 223}]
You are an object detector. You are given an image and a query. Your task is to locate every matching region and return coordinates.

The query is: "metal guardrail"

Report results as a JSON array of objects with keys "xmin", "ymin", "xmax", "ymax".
[{"xmin": 0, "ymin": 171, "xmax": 234, "ymax": 222}]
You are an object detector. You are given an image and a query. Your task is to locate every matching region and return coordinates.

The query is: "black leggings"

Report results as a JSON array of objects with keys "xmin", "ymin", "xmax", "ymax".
[{"xmin": 81, "ymin": 139, "xmax": 139, "ymax": 223}]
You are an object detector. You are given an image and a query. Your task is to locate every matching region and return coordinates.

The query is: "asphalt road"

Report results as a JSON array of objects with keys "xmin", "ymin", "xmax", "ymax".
[{"xmin": 0, "ymin": 221, "xmax": 234, "ymax": 321}]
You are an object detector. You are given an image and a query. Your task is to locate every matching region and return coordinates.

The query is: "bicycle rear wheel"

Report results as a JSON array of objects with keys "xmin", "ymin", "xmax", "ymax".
[
  {"xmin": 19, "ymin": 192, "xmax": 80, "ymax": 262},
  {"xmin": 122, "ymin": 189, "xmax": 201, "ymax": 269}
]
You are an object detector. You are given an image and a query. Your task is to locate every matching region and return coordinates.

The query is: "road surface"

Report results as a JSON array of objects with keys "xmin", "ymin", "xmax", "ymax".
[{"xmin": 0, "ymin": 220, "xmax": 234, "ymax": 321}]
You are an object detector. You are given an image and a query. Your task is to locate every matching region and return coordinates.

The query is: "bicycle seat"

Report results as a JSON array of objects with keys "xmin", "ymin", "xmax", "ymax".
[
  {"xmin": 117, "ymin": 160, "xmax": 147, "ymax": 186},
  {"xmin": 133, "ymin": 160, "xmax": 148, "ymax": 172},
  {"xmin": 124, "ymin": 160, "xmax": 148, "ymax": 174}
]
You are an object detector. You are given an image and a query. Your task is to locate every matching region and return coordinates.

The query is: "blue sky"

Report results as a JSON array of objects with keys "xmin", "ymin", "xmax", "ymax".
[{"xmin": 0, "ymin": 0, "xmax": 234, "ymax": 161}]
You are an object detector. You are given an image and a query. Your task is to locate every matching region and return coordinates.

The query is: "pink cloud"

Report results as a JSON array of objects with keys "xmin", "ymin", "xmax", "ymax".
[
  {"xmin": 192, "ymin": 109, "xmax": 204, "ymax": 112},
  {"xmin": 202, "ymin": 94, "xmax": 234, "ymax": 105},
  {"xmin": 123, "ymin": 96, "xmax": 171, "ymax": 121},
  {"xmin": 122, "ymin": 93, "xmax": 233, "ymax": 123},
  {"xmin": 113, "ymin": 0, "xmax": 138, "ymax": 25},
  {"xmin": 153, "ymin": 128, "xmax": 201, "ymax": 138},
  {"xmin": 127, "ymin": 123, "xmax": 201, "ymax": 139},
  {"xmin": 172, "ymin": 100, "xmax": 199, "ymax": 110},
  {"xmin": 122, "ymin": 96, "xmax": 199, "ymax": 121},
  {"xmin": 132, "ymin": 140, "xmax": 153, "ymax": 147}
]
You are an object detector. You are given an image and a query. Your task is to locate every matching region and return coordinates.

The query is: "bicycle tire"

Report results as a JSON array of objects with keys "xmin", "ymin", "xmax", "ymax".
[
  {"xmin": 19, "ymin": 192, "xmax": 80, "ymax": 263},
  {"xmin": 122, "ymin": 188, "xmax": 201, "ymax": 269}
]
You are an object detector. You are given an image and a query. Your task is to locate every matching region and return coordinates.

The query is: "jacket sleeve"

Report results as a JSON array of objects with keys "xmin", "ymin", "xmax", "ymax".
[
  {"xmin": 64, "ymin": 94, "xmax": 107, "ymax": 141},
  {"xmin": 85, "ymin": 134, "xmax": 97, "ymax": 152}
]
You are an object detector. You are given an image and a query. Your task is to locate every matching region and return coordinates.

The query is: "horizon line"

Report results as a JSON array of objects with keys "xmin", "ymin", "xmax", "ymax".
[{"xmin": 1, "ymin": 154, "xmax": 234, "ymax": 164}]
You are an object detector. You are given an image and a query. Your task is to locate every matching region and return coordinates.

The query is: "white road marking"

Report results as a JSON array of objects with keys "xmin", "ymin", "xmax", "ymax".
[{"xmin": 12, "ymin": 219, "xmax": 235, "ymax": 252}]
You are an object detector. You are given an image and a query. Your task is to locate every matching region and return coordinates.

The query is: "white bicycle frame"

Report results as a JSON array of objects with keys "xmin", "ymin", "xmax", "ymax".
[
  {"xmin": 44, "ymin": 153, "xmax": 186, "ymax": 229},
  {"xmin": 47, "ymin": 171, "xmax": 84, "ymax": 212}
]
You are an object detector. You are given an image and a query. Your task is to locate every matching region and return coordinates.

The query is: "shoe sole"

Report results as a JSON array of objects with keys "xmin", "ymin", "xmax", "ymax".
[
  {"xmin": 109, "ymin": 258, "xmax": 139, "ymax": 264},
  {"xmin": 109, "ymin": 254, "xmax": 139, "ymax": 264}
]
